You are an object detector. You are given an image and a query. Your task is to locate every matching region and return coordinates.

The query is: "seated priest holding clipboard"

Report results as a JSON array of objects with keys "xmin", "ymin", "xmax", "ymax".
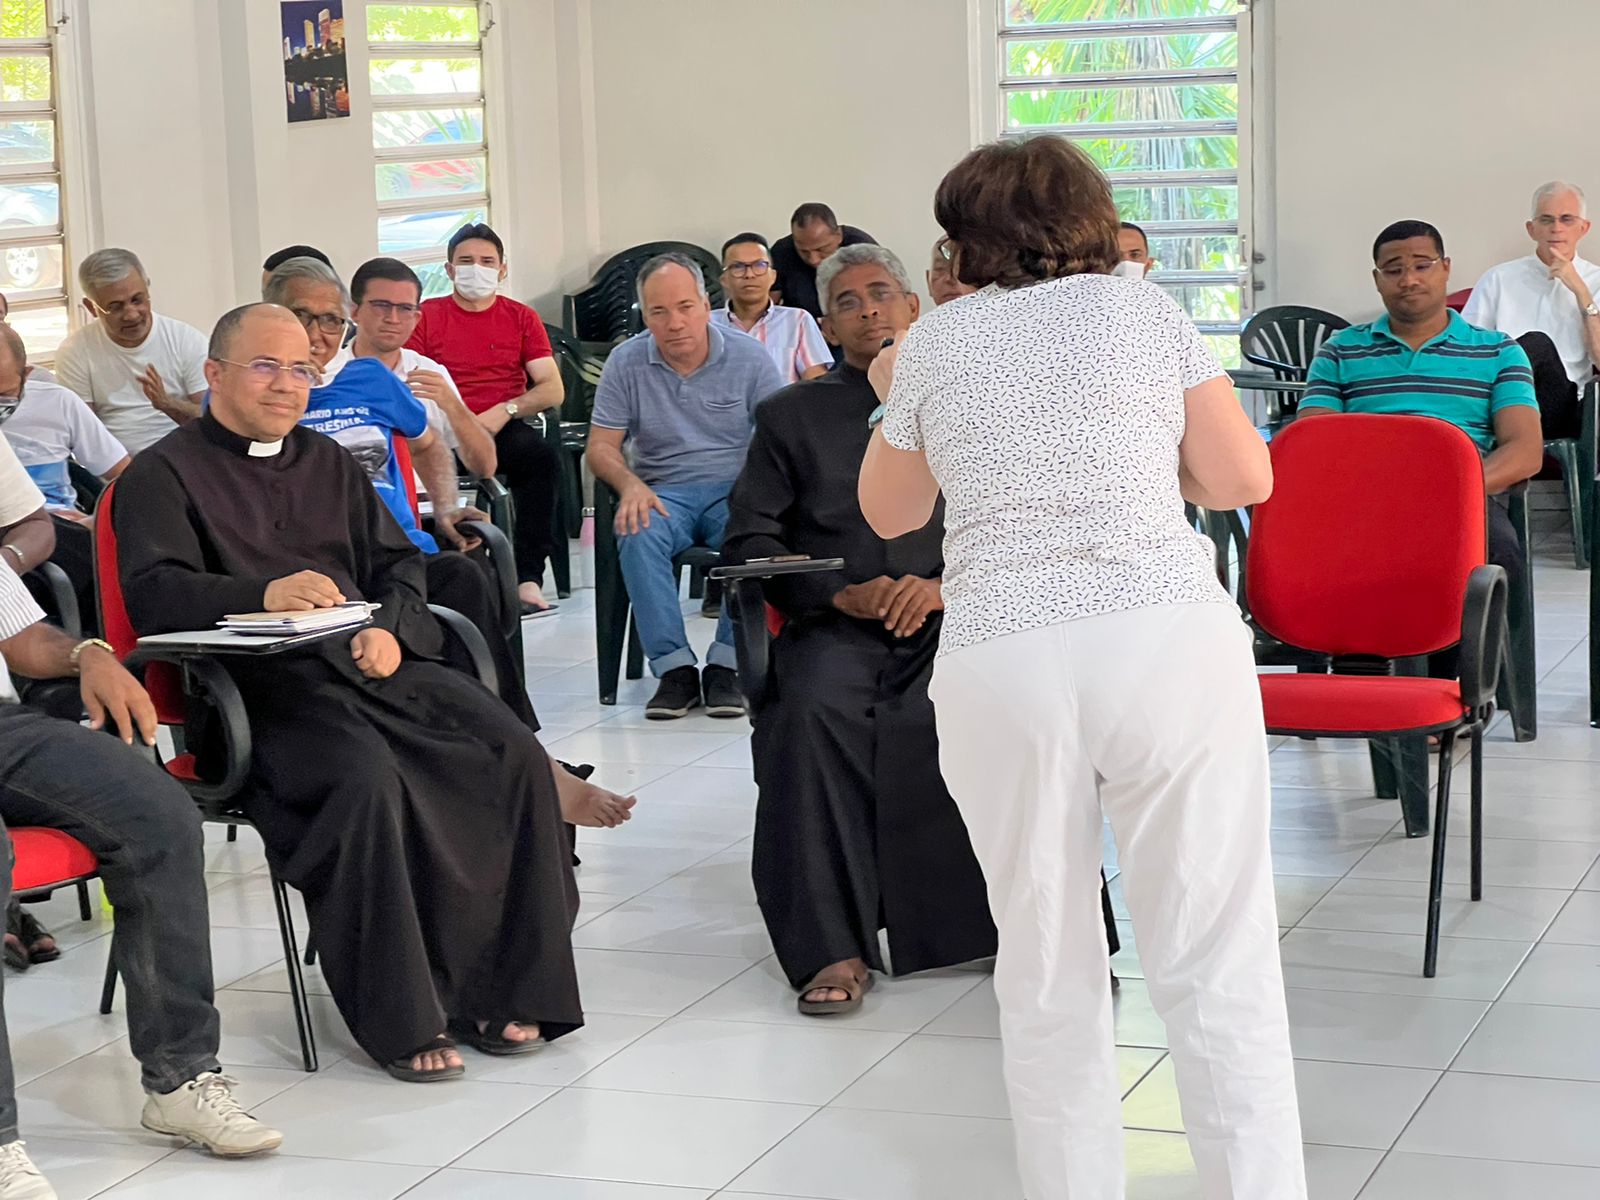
[{"xmin": 112, "ymin": 303, "xmax": 635, "ymax": 1083}]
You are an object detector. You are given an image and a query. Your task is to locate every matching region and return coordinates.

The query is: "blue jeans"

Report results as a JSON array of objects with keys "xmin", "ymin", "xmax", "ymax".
[{"xmin": 617, "ymin": 481, "xmax": 737, "ymax": 677}]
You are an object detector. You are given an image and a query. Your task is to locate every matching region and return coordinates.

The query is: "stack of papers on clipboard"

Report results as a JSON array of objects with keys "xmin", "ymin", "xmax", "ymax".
[{"xmin": 218, "ymin": 602, "xmax": 379, "ymax": 637}]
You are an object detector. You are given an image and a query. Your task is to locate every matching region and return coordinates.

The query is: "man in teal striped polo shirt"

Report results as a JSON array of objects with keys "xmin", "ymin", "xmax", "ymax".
[{"xmin": 1300, "ymin": 219, "xmax": 1545, "ymax": 587}]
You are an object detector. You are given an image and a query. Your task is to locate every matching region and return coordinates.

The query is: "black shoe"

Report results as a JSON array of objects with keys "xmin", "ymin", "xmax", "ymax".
[
  {"xmin": 701, "ymin": 665, "xmax": 746, "ymax": 718},
  {"xmin": 645, "ymin": 666, "xmax": 702, "ymax": 720}
]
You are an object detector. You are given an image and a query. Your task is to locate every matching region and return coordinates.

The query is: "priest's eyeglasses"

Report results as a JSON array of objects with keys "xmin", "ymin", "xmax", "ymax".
[
  {"xmin": 831, "ymin": 285, "xmax": 907, "ymax": 315},
  {"xmin": 214, "ymin": 357, "xmax": 322, "ymax": 388},
  {"xmin": 289, "ymin": 306, "xmax": 348, "ymax": 335}
]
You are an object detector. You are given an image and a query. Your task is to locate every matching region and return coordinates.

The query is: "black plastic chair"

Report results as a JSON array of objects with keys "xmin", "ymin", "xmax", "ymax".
[
  {"xmin": 563, "ymin": 242, "xmax": 725, "ymax": 344},
  {"xmin": 592, "ymin": 481, "xmax": 720, "ymax": 705},
  {"xmin": 1544, "ymin": 380, "xmax": 1598, "ymax": 569},
  {"xmin": 544, "ymin": 323, "xmax": 612, "ymax": 543},
  {"xmin": 1240, "ymin": 306, "xmax": 1351, "ymax": 422}
]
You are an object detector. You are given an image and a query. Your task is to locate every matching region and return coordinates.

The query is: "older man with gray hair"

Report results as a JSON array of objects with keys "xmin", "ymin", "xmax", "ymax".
[
  {"xmin": 54, "ymin": 248, "xmax": 208, "ymax": 453},
  {"xmin": 586, "ymin": 252, "xmax": 784, "ymax": 719},
  {"xmin": 1463, "ymin": 180, "xmax": 1600, "ymax": 437}
]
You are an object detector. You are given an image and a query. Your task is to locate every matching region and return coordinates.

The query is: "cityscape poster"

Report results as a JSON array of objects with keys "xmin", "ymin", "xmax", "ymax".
[{"xmin": 281, "ymin": 1, "xmax": 349, "ymax": 123}]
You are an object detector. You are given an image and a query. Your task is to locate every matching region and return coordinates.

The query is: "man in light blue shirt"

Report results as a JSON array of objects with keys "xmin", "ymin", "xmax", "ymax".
[{"xmin": 587, "ymin": 253, "xmax": 784, "ymax": 719}]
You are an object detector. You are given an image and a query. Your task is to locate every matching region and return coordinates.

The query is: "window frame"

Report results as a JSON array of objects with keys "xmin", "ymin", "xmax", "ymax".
[
  {"xmin": 994, "ymin": 1, "xmax": 1254, "ymax": 349},
  {"xmin": 367, "ymin": 1, "xmax": 493, "ymax": 295},
  {"xmin": 0, "ymin": 0, "xmax": 74, "ymax": 364}
]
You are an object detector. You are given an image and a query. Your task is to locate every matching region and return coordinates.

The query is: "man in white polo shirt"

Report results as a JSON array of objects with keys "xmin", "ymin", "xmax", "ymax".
[
  {"xmin": 54, "ymin": 249, "xmax": 208, "ymax": 454},
  {"xmin": 1463, "ymin": 180, "xmax": 1600, "ymax": 438},
  {"xmin": 711, "ymin": 233, "xmax": 831, "ymax": 385}
]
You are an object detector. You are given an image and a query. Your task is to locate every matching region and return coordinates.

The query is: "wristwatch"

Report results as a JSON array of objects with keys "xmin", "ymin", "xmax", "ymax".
[
  {"xmin": 504, "ymin": 401, "xmax": 520, "ymax": 419},
  {"xmin": 1585, "ymin": 301, "xmax": 1599, "ymax": 318}
]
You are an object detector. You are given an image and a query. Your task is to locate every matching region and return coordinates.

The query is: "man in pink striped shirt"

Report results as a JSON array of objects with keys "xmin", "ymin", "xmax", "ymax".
[{"xmin": 712, "ymin": 233, "xmax": 832, "ymax": 384}]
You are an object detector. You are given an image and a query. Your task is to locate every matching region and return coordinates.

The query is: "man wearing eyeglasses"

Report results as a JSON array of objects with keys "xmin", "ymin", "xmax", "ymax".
[
  {"xmin": 1462, "ymin": 181, "xmax": 1600, "ymax": 440},
  {"xmin": 709, "ymin": 234, "xmax": 830, "ymax": 385},
  {"xmin": 54, "ymin": 248, "xmax": 208, "ymax": 454},
  {"xmin": 1301, "ymin": 219, "xmax": 1544, "ymax": 592}
]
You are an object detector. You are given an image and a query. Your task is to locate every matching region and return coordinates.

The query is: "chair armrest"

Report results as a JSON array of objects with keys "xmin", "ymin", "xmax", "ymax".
[
  {"xmin": 428, "ymin": 603, "xmax": 497, "ymax": 695},
  {"xmin": 123, "ymin": 649, "xmax": 253, "ymax": 808},
  {"xmin": 710, "ymin": 559, "xmax": 846, "ymax": 710},
  {"xmin": 471, "ymin": 476, "xmax": 510, "ymax": 504},
  {"xmin": 29, "ymin": 561, "xmax": 80, "ymax": 638},
  {"xmin": 458, "ymin": 519, "xmax": 519, "ymax": 641},
  {"xmin": 1240, "ymin": 350, "xmax": 1304, "ymax": 377},
  {"xmin": 1458, "ymin": 564, "xmax": 1508, "ymax": 711}
]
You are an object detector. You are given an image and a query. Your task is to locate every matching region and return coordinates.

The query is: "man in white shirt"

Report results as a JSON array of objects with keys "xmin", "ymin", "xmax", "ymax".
[
  {"xmin": 0, "ymin": 323, "xmax": 127, "ymax": 631},
  {"xmin": 322, "ymin": 256, "xmax": 497, "ymax": 481},
  {"xmin": 710, "ymin": 234, "xmax": 831, "ymax": 384},
  {"xmin": 1462, "ymin": 181, "xmax": 1600, "ymax": 438},
  {"xmin": 53, "ymin": 249, "xmax": 208, "ymax": 454}
]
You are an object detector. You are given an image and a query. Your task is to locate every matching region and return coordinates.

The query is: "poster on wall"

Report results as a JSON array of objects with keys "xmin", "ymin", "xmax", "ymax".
[{"xmin": 282, "ymin": 1, "xmax": 350, "ymax": 123}]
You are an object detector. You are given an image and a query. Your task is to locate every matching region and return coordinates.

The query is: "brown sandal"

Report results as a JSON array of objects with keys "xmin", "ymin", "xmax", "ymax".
[{"xmin": 797, "ymin": 965, "xmax": 874, "ymax": 1016}]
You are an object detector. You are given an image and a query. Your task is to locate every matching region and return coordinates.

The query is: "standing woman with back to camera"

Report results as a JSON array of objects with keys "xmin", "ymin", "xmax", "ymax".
[{"xmin": 858, "ymin": 136, "xmax": 1305, "ymax": 1200}]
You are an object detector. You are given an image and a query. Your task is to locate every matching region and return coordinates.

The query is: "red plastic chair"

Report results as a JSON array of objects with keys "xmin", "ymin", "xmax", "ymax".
[
  {"xmin": 1247, "ymin": 414, "xmax": 1507, "ymax": 978},
  {"xmin": 1446, "ymin": 287, "xmax": 1472, "ymax": 313},
  {"xmin": 93, "ymin": 481, "xmax": 318, "ymax": 1070},
  {"xmin": 10, "ymin": 825, "xmax": 99, "ymax": 928}
]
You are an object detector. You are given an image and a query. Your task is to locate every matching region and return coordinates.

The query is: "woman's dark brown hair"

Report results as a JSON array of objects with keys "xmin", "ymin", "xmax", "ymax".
[{"xmin": 935, "ymin": 136, "xmax": 1120, "ymax": 290}]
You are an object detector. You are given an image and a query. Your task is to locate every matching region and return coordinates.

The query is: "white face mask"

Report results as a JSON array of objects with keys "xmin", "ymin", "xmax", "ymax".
[
  {"xmin": 1112, "ymin": 259, "xmax": 1147, "ymax": 280},
  {"xmin": 453, "ymin": 264, "xmax": 501, "ymax": 300}
]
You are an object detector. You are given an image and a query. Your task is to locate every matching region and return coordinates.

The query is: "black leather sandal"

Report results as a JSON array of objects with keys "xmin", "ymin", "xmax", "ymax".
[
  {"xmin": 383, "ymin": 1035, "xmax": 465, "ymax": 1082},
  {"xmin": 450, "ymin": 1018, "xmax": 545, "ymax": 1057}
]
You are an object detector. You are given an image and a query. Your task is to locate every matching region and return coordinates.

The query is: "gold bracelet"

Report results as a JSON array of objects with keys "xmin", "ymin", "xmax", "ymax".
[{"xmin": 69, "ymin": 637, "xmax": 115, "ymax": 671}]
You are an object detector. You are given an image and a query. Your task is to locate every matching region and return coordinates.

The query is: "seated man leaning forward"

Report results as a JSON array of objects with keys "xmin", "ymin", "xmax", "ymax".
[
  {"xmin": 723, "ymin": 243, "xmax": 999, "ymax": 1014},
  {"xmin": 586, "ymin": 252, "xmax": 784, "ymax": 720},
  {"xmin": 261, "ymin": 256, "xmax": 557, "ymax": 735},
  {"xmin": 1303, "ymin": 220, "xmax": 1544, "ymax": 593},
  {"xmin": 114, "ymin": 303, "xmax": 634, "ymax": 1083}
]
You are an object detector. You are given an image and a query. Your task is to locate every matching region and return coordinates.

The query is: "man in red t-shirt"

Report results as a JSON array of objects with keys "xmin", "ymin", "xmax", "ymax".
[{"xmin": 407, "ymin": 223, "xmax": 565, "ymax": 612}]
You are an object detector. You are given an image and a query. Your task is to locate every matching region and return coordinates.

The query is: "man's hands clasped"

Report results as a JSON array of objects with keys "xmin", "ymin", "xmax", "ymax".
[{"xmin": 832, "ymin": 574, "xmax": 943, "ymax": 638}]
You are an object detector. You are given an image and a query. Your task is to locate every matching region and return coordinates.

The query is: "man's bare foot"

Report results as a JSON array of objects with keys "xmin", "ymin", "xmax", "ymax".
[
  {"xmin": 479, "ymin": 1020, "xmax": 540, "ymax": 1043},
  {"xmin": 802, "ymin": 957, "xmax": 869, "ymax": 1005},
  {"xmin": 553, "ymin": 767, "xmax": 637, "ymax": 828},
  {"xmin": 411, "ymin": 1041, "xmax": 464, "ymax": 1074}
]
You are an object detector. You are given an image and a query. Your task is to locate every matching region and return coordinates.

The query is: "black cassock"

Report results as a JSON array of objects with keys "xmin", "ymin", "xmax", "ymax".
[
  {"xmin": 724, "ymin": 364, "xmax": 1002, "ymax": 988},
  {"xmin": 114, "ymin": 413, "xmax": 581, "ymax": 1065}
]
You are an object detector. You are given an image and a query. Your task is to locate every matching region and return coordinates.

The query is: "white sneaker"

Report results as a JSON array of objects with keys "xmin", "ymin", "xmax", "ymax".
[
  {"xmin": 140, "ymin": 1072, "xmax": 284, "ymax": 1157},
  {"xmin": 0, "ymin": 1141, "xmax": 56, "ymax": 1200}
]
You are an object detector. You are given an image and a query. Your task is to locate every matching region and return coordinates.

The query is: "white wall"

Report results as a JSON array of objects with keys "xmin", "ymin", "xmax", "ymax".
[
  {"xmin": 564, "ymin": 0, "xmax": 975, "ymax": 304},
  {"xmin": 1268, "ymin": 0, "xmax": 1600, "ymax": 321}
]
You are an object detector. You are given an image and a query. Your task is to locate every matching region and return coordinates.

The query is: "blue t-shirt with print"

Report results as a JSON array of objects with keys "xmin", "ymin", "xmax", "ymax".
[{"xmin": 300, "ymin": 357, "xmax": 437, "ymax": 552}]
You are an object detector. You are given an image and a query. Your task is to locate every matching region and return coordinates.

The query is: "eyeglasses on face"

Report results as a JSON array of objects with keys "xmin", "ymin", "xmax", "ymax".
[
  {"xmin": 213, "ymin": 357, "xmax": 321, "ymax": 387},
  {"xmin": 290, "ymin": 306, "xmax": 348, "ymax": 335},
  {"xmin": 831, "ymin": 285, "xmax": 907, "ymax": 315},
  {"xmin": 1534, "ymin": 214, "xmax": 1584, "ymax": 229},
  {"xmin": 722, "ymin": 260, "xmax": 772, "ymax": 278},
  {"xmin": 363, "ymin": 299, "xmax": 421, "ymax": 318},
  {"xmin": 1376, "ymin": 257, "xmax": 1444, "ymax": 280}
]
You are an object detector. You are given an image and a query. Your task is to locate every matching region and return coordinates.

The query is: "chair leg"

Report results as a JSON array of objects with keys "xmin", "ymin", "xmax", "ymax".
[
  {"xmin": 624, "ymin": 614, "xmax": 644, "ymax": 681},
  {"xmin": 1368, "ymin": 741, "xmax": 1399, "ymax": 800},
  {"xmin": 76, "ymin": 880, "xmax": 91, "ymax": 921},
  {"xmin": 1423, "ymin": 732, "xmax": 1456, "ymax": 979},
  {"xmin": 270, "ymin": 874, "xmax": 318, "ymax": 1073},
  {"xmin": 99, "ymin": 939, "xmax": 118, "ymax": 1015},
  {"xmin": 1470, "ymin": 728, "xmax": 1484, "ymax": 902},
  {"xmin": 303, "ymin": 935, "xmax": 317, "ymax": 968},
  {"xmin": 593, "ymin": 529, "xmax": 628, "ymax": 706},
  {"xmin": 226, "ymin": 824, "xmax": 238, "ymax": 843},
  {"xmin": 1564, "ymin": 447, "xmax": 1589, "ymax": 570}
]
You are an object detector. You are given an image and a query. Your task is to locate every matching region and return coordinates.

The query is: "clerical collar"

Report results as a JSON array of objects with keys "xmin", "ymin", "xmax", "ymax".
[
  {"xmin": 838, "ymin": 361, "xmax": 871, "ymax": 382},
  {"xmin": 199, "ymin": 410, "xmax": 292, "ymax": 460}
]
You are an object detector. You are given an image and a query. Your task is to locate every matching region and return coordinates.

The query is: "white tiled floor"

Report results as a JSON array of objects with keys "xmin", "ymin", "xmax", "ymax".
[{"xmin": 6, "ymin": 526, "xmax": 1600, "ymax": 1198}]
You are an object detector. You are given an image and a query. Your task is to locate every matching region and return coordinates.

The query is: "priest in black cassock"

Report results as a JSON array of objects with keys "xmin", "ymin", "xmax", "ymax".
[
  {"xmin": 724, "ymin": 246, "xmax": 989, "ymax": 1012},
  {"xmin": 113, "ymin": 303, "xmax": 635, "ymax": 1081},
  {"xmin": 726, "ymin": 245, "xmax": 1121, "ymax": 1014}
]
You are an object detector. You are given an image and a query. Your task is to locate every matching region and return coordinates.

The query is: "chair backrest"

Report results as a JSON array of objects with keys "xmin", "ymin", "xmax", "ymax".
[
  {"xmin": 563, "ymin": 241, "xmax": 725, "ymax": 342},
  {"xmin": 92, "ymin": 482, "xmax": 187, "ymax": 723},
  {"xmin": 544, "ymin": 322, "xmax": 606, "ymax": 424},
  {"xmin": 1240, "ymin": 305, "xmax": 1350, "ymax": 377},
  {"xmin": 391, "ymin": 434, "xmax": 422, "ymax": 522},
  {"xmin": 1246, "ymin": 414, "xmax": 1487, "ymax": 659}
]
